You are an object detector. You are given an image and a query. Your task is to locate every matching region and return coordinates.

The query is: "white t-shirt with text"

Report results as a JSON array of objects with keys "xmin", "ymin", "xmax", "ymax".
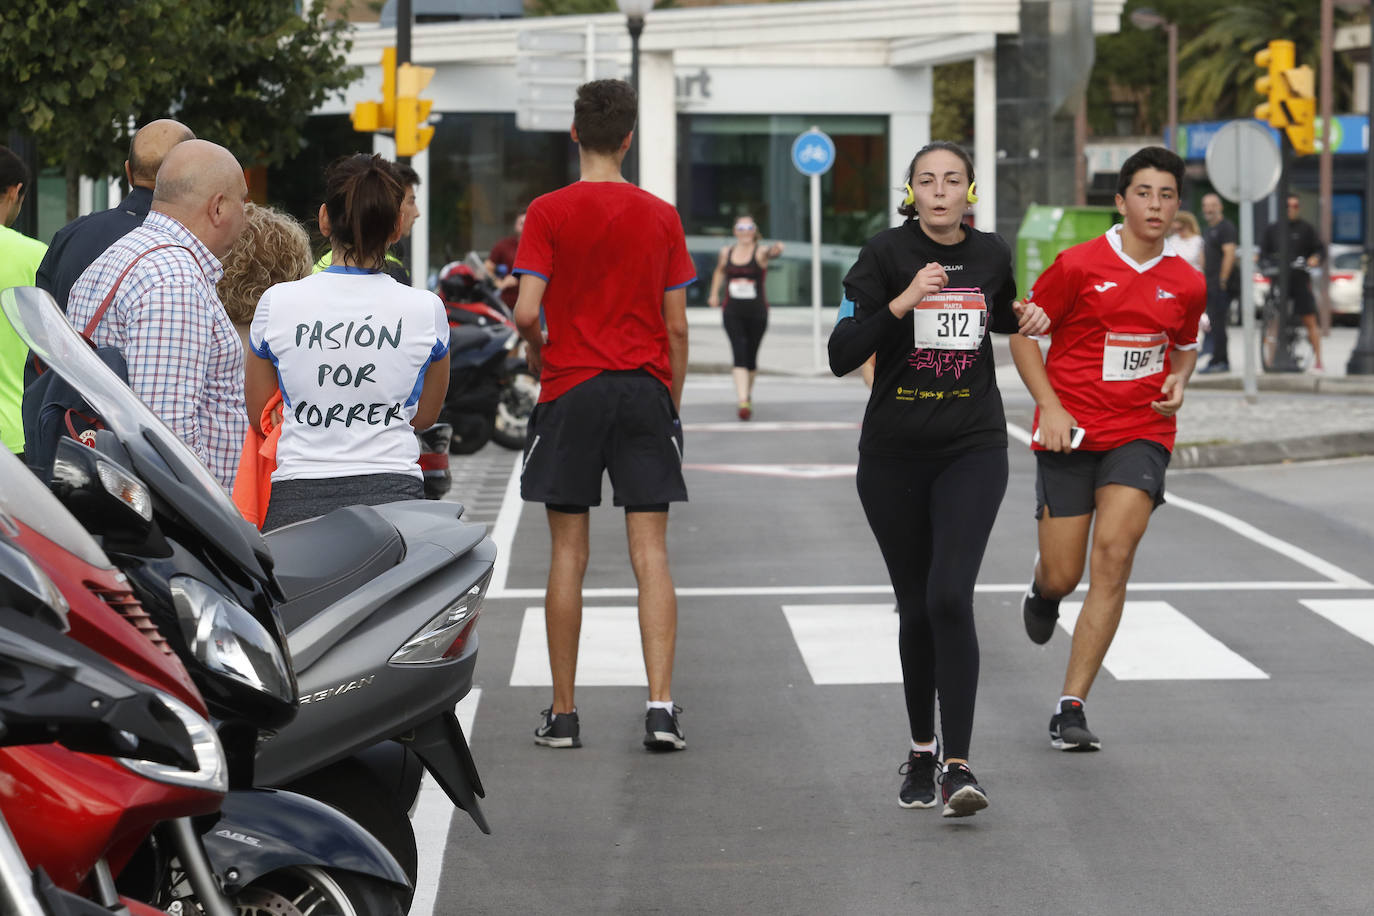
[{"xmin": 249, "ymin": 267, "xmax": 448, "ymax": 481}]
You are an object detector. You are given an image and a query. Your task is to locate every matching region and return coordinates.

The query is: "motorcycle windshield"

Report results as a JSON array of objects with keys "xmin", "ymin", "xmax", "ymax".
[
  {"xmin": 0, "ymin": 449, "xmax": 113, "ymax": 572},
  {"xmin": 0, "ymin": 287, "xmax": 270, "ymax": 581}
]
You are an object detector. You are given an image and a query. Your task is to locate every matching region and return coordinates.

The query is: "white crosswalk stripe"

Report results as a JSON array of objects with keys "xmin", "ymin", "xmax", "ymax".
[
  {"xmin": 781, "ymin": 604, "xmax": 902, "ymax": 684},
  {"xmin": 508, "ymin": 606, "xmax": 648, "ymax": 686},
  {"xmin": 1058, "ymin": 601, "xmax": 1269, "ymax": 680},
  {"xmin": 1299, "ymin": 599, "xmax": 1374, "ymax": 646}
]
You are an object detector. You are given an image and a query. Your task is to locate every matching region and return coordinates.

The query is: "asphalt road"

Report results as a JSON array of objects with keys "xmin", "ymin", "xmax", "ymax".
[{"xmin": 420, "ymin": 375, "xmax": 1374, "ymax": 916}]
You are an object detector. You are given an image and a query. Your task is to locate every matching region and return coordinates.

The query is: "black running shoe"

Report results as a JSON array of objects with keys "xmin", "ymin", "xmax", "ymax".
[
  {"xmin": 938, "ymin": 763, "xmax": 989, "ymax": 818},
  {"xmin": 1022, "ymin": 577, "xmax": 1060, "ymax": 646},
  {"xmin": 1048, "ymin": 699, "xmax": 1101, "ymax": 752},
  {"xmin": 644, "ymin": 705, "xmax": 686, "ymax": 751},
  {"xmin": 534, "ymin": 708, "xmax": 581, "ymax": 748},
  {"xmin": 897, "ymin": 746, "xmax": 939, "ymax": 809}
]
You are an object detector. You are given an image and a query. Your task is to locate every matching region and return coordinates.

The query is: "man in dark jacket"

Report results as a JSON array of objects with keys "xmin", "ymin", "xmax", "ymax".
[
  {"xmin": 36, "ymin": 119, "xmax": 194, "ymax": 312},
  {"xmin": 1261, "ymin": 194, "xmax": 1326, "ymax": 371}
]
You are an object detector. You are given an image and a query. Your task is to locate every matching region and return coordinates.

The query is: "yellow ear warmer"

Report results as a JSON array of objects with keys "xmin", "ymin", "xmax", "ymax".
[
  {"xmin": 967, "ymin": 182, "xmax": 979, "ymax": 205},
  {"xmin": 903, "ymin": 182, "xmax": 915, "ymax": 206}
]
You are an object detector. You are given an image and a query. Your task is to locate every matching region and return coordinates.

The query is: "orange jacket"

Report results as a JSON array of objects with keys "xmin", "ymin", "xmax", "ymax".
[{"xmin": 231, "ymin": 390, "xmax": 284, "ymax": 529}]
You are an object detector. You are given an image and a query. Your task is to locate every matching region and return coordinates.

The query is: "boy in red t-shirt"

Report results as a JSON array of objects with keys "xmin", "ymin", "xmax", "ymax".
[
  {"xmin": 1009, "ymin": 146, "xmax": 1205, "ymax": 753},
  {"xmin": 512, "ymin": 79, "xmax": 696, "ymax": 753}
]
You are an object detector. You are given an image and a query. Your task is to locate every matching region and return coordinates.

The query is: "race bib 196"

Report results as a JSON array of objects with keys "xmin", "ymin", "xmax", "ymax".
[
  {"xmin": 912, "ymin": 288, "xmax": 987, "ymax": 351},
  {"xmin": 1102, "ymin": 331, "xmax": 1168, "ymax": 381},
  {"xmin": 728, "ymin": 278, "xmax": 758, "ymax": 300}
]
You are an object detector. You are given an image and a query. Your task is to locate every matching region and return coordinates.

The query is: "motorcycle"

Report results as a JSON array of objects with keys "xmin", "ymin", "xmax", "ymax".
[
  {"xmin": 4, "ymin": 287, "xmax": 417, "ymax": 914},
  {"xmin": 6, "ymin": 285, "xmax": 494, "ymax": 895},
  {"xmin": 435, "ymin": 255, "xmax": 538, "ymax": 455},
  {"xmin": 0, "ymin": 512, "xmax": 221, "ymax": 916}
]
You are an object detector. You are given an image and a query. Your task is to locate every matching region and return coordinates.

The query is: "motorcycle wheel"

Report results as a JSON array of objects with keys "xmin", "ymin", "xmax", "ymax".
[
  {"xmin": 491, "ymin": 370, "xmax": 538, "ymax": 451},
  {"xmin": 446, "ymin": 412, "xmax": 493, "ymax": 455},
  {"xmin": 232, "ymin": 865, "xmax": 405, "ymax": 916}
]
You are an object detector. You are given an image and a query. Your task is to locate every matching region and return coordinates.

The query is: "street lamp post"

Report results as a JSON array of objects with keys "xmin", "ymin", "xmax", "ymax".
[
  {"xmin": 616, "ymin": 0, "xmax": 653, "ymax": 186},
  {"xmin": 1130, "ymin": 8, "xmax": 1178, "ymax": 148}
]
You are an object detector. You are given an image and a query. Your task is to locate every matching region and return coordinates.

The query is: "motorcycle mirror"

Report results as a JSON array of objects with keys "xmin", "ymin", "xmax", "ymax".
[
  {"xmin": 0, "ymin": 538, "xmax": 70, "ymax": 632},
  {"xmin": 464, "ymin": 251, "xmax": 491, "ymax": 282}
]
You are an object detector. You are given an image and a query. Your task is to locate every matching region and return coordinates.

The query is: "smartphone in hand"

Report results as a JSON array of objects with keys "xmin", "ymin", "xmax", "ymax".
[{"xmin": 1032, "ymin": 426, "xmax": 1086, "ymax": 449}]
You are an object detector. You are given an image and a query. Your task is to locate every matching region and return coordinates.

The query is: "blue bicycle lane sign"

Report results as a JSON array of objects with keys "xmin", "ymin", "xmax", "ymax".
[{"xmin": 791, "ymin": 128, "xmax": 836, "ymax": 177}]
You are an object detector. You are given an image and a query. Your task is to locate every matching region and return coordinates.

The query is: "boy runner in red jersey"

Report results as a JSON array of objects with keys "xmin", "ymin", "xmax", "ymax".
[
  {"xmin": 512, "ymin": 79, "xmax": 696, "ymax": 752},
  {"xmin": 1008, "ymin": 146, "xmax": 1205, "ymax": 752}
]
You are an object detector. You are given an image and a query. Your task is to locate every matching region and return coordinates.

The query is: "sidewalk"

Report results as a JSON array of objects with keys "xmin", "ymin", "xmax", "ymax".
[{"xmin": 686, "ymin": 306, "xmax": 1374, "ymax": 468}]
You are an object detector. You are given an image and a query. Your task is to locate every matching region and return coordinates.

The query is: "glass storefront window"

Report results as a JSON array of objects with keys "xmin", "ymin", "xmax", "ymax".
[{"xmin": 678, "ymin": 113, "xmax": 887, "ymax": 306}]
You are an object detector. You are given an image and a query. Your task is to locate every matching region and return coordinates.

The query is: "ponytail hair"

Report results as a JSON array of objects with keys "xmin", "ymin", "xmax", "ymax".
[
  {"xmin": 897, "ymin": 140, "xmax": 976, "ymax": 219},
  {"xmin": 322, "ymin": 153, "xmax": 404, "ymax": 269}
]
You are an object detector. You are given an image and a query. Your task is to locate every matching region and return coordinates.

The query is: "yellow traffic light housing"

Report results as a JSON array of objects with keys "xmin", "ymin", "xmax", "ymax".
[
  {"xmin": 351, "ymin": 48, "xmax": 398, "ymax": 135},
  {"xmin": 1254, "ymin": 39, "xmax": 1295, "ymax": 128},
  {"xmin": 395, "ymin": 63, "xmax": 437, "ymax": 157},
  {"xmin": 1282, "ymin": 64, "xmax": 1317, "ymax": 155}
]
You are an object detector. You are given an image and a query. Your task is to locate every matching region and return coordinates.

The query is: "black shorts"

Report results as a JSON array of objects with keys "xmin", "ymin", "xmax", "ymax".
[
  {"xmin": 1034, "ymin": 439, "xmax": 1170, "ymax": 520},
  {"xmin": 1290, "ymin": 275, "xmax": 1316, "ymax": 317},
  {"xmin": 521, "ymin": 370, "xmax": 687, "ymax": 509}
]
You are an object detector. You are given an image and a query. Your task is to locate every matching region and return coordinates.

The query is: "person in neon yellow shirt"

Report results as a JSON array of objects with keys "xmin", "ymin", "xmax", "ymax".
[{"xmin": 0, "ymin": 146, "xmax": 48, "ymax": 457}]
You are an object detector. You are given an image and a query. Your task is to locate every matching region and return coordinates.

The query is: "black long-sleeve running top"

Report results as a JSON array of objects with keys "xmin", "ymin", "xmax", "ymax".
[{"xmin": 829, "ymin": 219, "xmax": 1018, "ymax": 458}]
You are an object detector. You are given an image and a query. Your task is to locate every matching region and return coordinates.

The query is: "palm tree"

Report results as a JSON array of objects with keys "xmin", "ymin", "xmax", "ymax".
[{"xmin": 1179, "ymin": 0, "xmax": 1355, "ymax": 121}]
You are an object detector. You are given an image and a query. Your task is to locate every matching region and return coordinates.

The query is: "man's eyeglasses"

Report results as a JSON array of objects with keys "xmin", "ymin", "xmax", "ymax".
[{"xmin": 734, "ymin": 222, "xmax": 756, "ymax": 232}]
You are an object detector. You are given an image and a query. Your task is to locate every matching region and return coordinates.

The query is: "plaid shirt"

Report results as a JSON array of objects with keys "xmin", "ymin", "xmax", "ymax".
[{"xmin": 68, "ymin": 211, "xmax": 246, "ymax": 488}]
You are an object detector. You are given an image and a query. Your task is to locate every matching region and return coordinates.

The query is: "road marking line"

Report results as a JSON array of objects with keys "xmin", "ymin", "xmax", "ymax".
[
  {"xmin": 684, "ymin": 462, "xmax": 858, "ymax": 479},
  {"xmin": 509, "ymin": 606, "xmax": 647, "ymax": 686},
  {"xmin": 486, "ymin": 456, "xmax": 523, "ymax": 596},
  {"xmin": 1300, "ymin": 599, "xmax": 1374, "ymax": 646},
  {"xmin": 781, "ymin": 604, "xmax": 901, "ymax": 684},
  {"xmin": 682, "ymin": 421, "xmax": 860, "ymax": 433},
  {"xmin": 1006, "ymin": 421, "xmax": 1372, "ymax": 590},
  {"xmin": 411, "ymin": 688, "xmax": 481, "ymax": 916},
  {"xmin": 488, "ymin": 580, "xmax": 1363, "ymax": 601},
  {"xmin": 1059, "ymin": 601, "xmax": 1268, "ymax": 680}
]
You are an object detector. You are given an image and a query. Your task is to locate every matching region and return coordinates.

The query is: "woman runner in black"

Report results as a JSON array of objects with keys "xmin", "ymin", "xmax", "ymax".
[
  {"xmin": 829, "ymin": 141, "xmax": 1047, "ymax": 817},
  {"xmin": 707, "ymin": 213, "xmax": 783, "ymax": 420}
]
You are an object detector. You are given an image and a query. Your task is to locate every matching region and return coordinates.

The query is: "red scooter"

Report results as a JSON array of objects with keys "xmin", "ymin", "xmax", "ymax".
[{"xmin": 0, "ymin": 448, "xmax": 227, "ymax": 912}]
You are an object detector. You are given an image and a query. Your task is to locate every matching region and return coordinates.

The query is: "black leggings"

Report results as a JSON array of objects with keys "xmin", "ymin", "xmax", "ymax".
[
  {"xmin": 856, "ymin": 447, "xmax": 1008, "ymax": 760},
  {"xmin": 722, "ymin": 306, "xmax": 768, "ymax": 371}
]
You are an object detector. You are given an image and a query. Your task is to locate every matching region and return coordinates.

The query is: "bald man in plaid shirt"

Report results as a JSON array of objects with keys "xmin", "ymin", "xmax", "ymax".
[{"xmin": 68, "ymin": 140, "xmax": 250, "ymax": 488}]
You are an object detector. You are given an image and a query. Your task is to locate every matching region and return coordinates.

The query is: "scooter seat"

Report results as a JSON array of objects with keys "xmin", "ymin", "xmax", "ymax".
[
  {"xmin": 449, "ymin": 324, "xmax": 492, "ymax": 352},
  {"xmin": 264, "ymin": 505, "xmax": 405, "ymax": 633}
]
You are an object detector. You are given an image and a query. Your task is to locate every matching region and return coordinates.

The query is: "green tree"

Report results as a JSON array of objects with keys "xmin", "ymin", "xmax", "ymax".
[
  {"xmin": 1, "ymin": 0, "xmax": 358, "ymax": 219},
  {"xmin": 1179, "ymin": 0, "xmax": 1353, "ymax": 122},
  {"xmin": 930, "ymin": 61, "xmax": 974, "ymax": 146}
]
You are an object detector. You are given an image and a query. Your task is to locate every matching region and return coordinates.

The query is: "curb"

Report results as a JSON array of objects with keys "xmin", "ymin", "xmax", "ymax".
[
  {"xmin": 1172, "ymin": 430, "xmax": 1374, "ymax": 469},
  {"xmin": 1189, "ymin": 374, "xmax": 1374, "ymax": 396}
]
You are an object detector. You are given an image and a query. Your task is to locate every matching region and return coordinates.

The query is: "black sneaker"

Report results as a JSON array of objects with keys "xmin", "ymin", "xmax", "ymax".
[
  {"xmin": 1022, "ymin": 576, "xmax": 1060, "ymax": 646},
  {"xmin": 643, "ymin": 705, "xmax": 686, "ymax": 751},
  {"xmin": 1048, "ymin": 699, "xmax": 1101, "ymax": 752},
  {"xmin": 897, "ymin": 746, "xmax": 939, "ymax": 809},
  {"xmin": 937, "ymin": 763, "xmax": 989, "ymax": 818},
  {"xmin": 534, "ymin": 708, "xmax": 581, "ymax": 748}
]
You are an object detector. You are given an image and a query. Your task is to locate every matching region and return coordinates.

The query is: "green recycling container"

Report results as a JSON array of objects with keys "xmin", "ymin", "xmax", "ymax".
[{"xmin": 1015, "ymin": 205, "xmax": 1120, "ymax": 296}]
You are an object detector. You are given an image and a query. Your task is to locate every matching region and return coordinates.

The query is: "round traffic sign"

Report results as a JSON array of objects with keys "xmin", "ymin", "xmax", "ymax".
[
  {"xmin": 791, "ymin": 129, "xmax": 836, "ymax": 177},
  {"xmin": 1205, "ymin": 120, "xmax": 1281, "ymax": 204}
]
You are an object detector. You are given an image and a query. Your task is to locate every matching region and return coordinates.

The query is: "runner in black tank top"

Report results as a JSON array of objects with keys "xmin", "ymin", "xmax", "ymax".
[{"xmin": 708, "ymin": 214, "xmax": 783, "ymax": 419}]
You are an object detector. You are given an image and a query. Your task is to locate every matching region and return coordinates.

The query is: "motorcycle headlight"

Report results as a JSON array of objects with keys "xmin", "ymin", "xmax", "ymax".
[
  {"xmin": 389, "ymin": 577, "xmax": 487, "ymax": 666},
  {"xmin": 119, "ymin": 691, "xmax": 228, "ymax": 793},
  {"xmin": 170, "ymin": 576, "xmax": 292, "ymax": 701}
]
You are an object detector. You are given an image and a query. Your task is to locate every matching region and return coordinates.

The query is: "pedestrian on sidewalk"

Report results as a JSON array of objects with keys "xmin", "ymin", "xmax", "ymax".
[
  {"xmin": 512, "ymin": 79, "xmax": 695, "ymax": 752},
  {"xmin": 1199, "ymin": 194, "xmax": 1238, "ymax": 373},
  {"xmin": 1261, "ymin": 193, "xmax": 1326, "ymax": 372},
  {"xmin": 67, "ymin": 139, "xmax": 250, "ymax": 488},
  {"xmin": 0, "ymin": 145, "xmax": 48, "ymax": 461},
  {"xmin": 484, "ymin": 209, "xmax": 526, "ymax": 310},
  {"xmin": 707, "ymin": 213, "xmax": 783, "ymax": 420},
  {"xmin": 829, "ymin": 140, "xmax": 1049, "ymax": 817},
  {"xmin": 1009, "ymin": 146, "xmax": 1205, "ymax": 754},
  {"xmin": 244, "ymin": 154, "xmax": 450, "ymax": 530}
]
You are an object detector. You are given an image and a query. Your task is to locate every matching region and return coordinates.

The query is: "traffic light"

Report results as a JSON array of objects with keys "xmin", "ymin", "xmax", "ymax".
[
  {"xmin": 395, "ymin": 63, "xmax": 436, "ymax": 157},
  {"xmin": 1254, "ymin": 39, "xmax": 1318, "ymax": 155},
  {"xmin": 351, "ymin": 48, "xmax": 398, "ymax": 134},
  {"xmin": 1254, "ymin": 39, "xmax": 1295, "ymax": 128}
]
